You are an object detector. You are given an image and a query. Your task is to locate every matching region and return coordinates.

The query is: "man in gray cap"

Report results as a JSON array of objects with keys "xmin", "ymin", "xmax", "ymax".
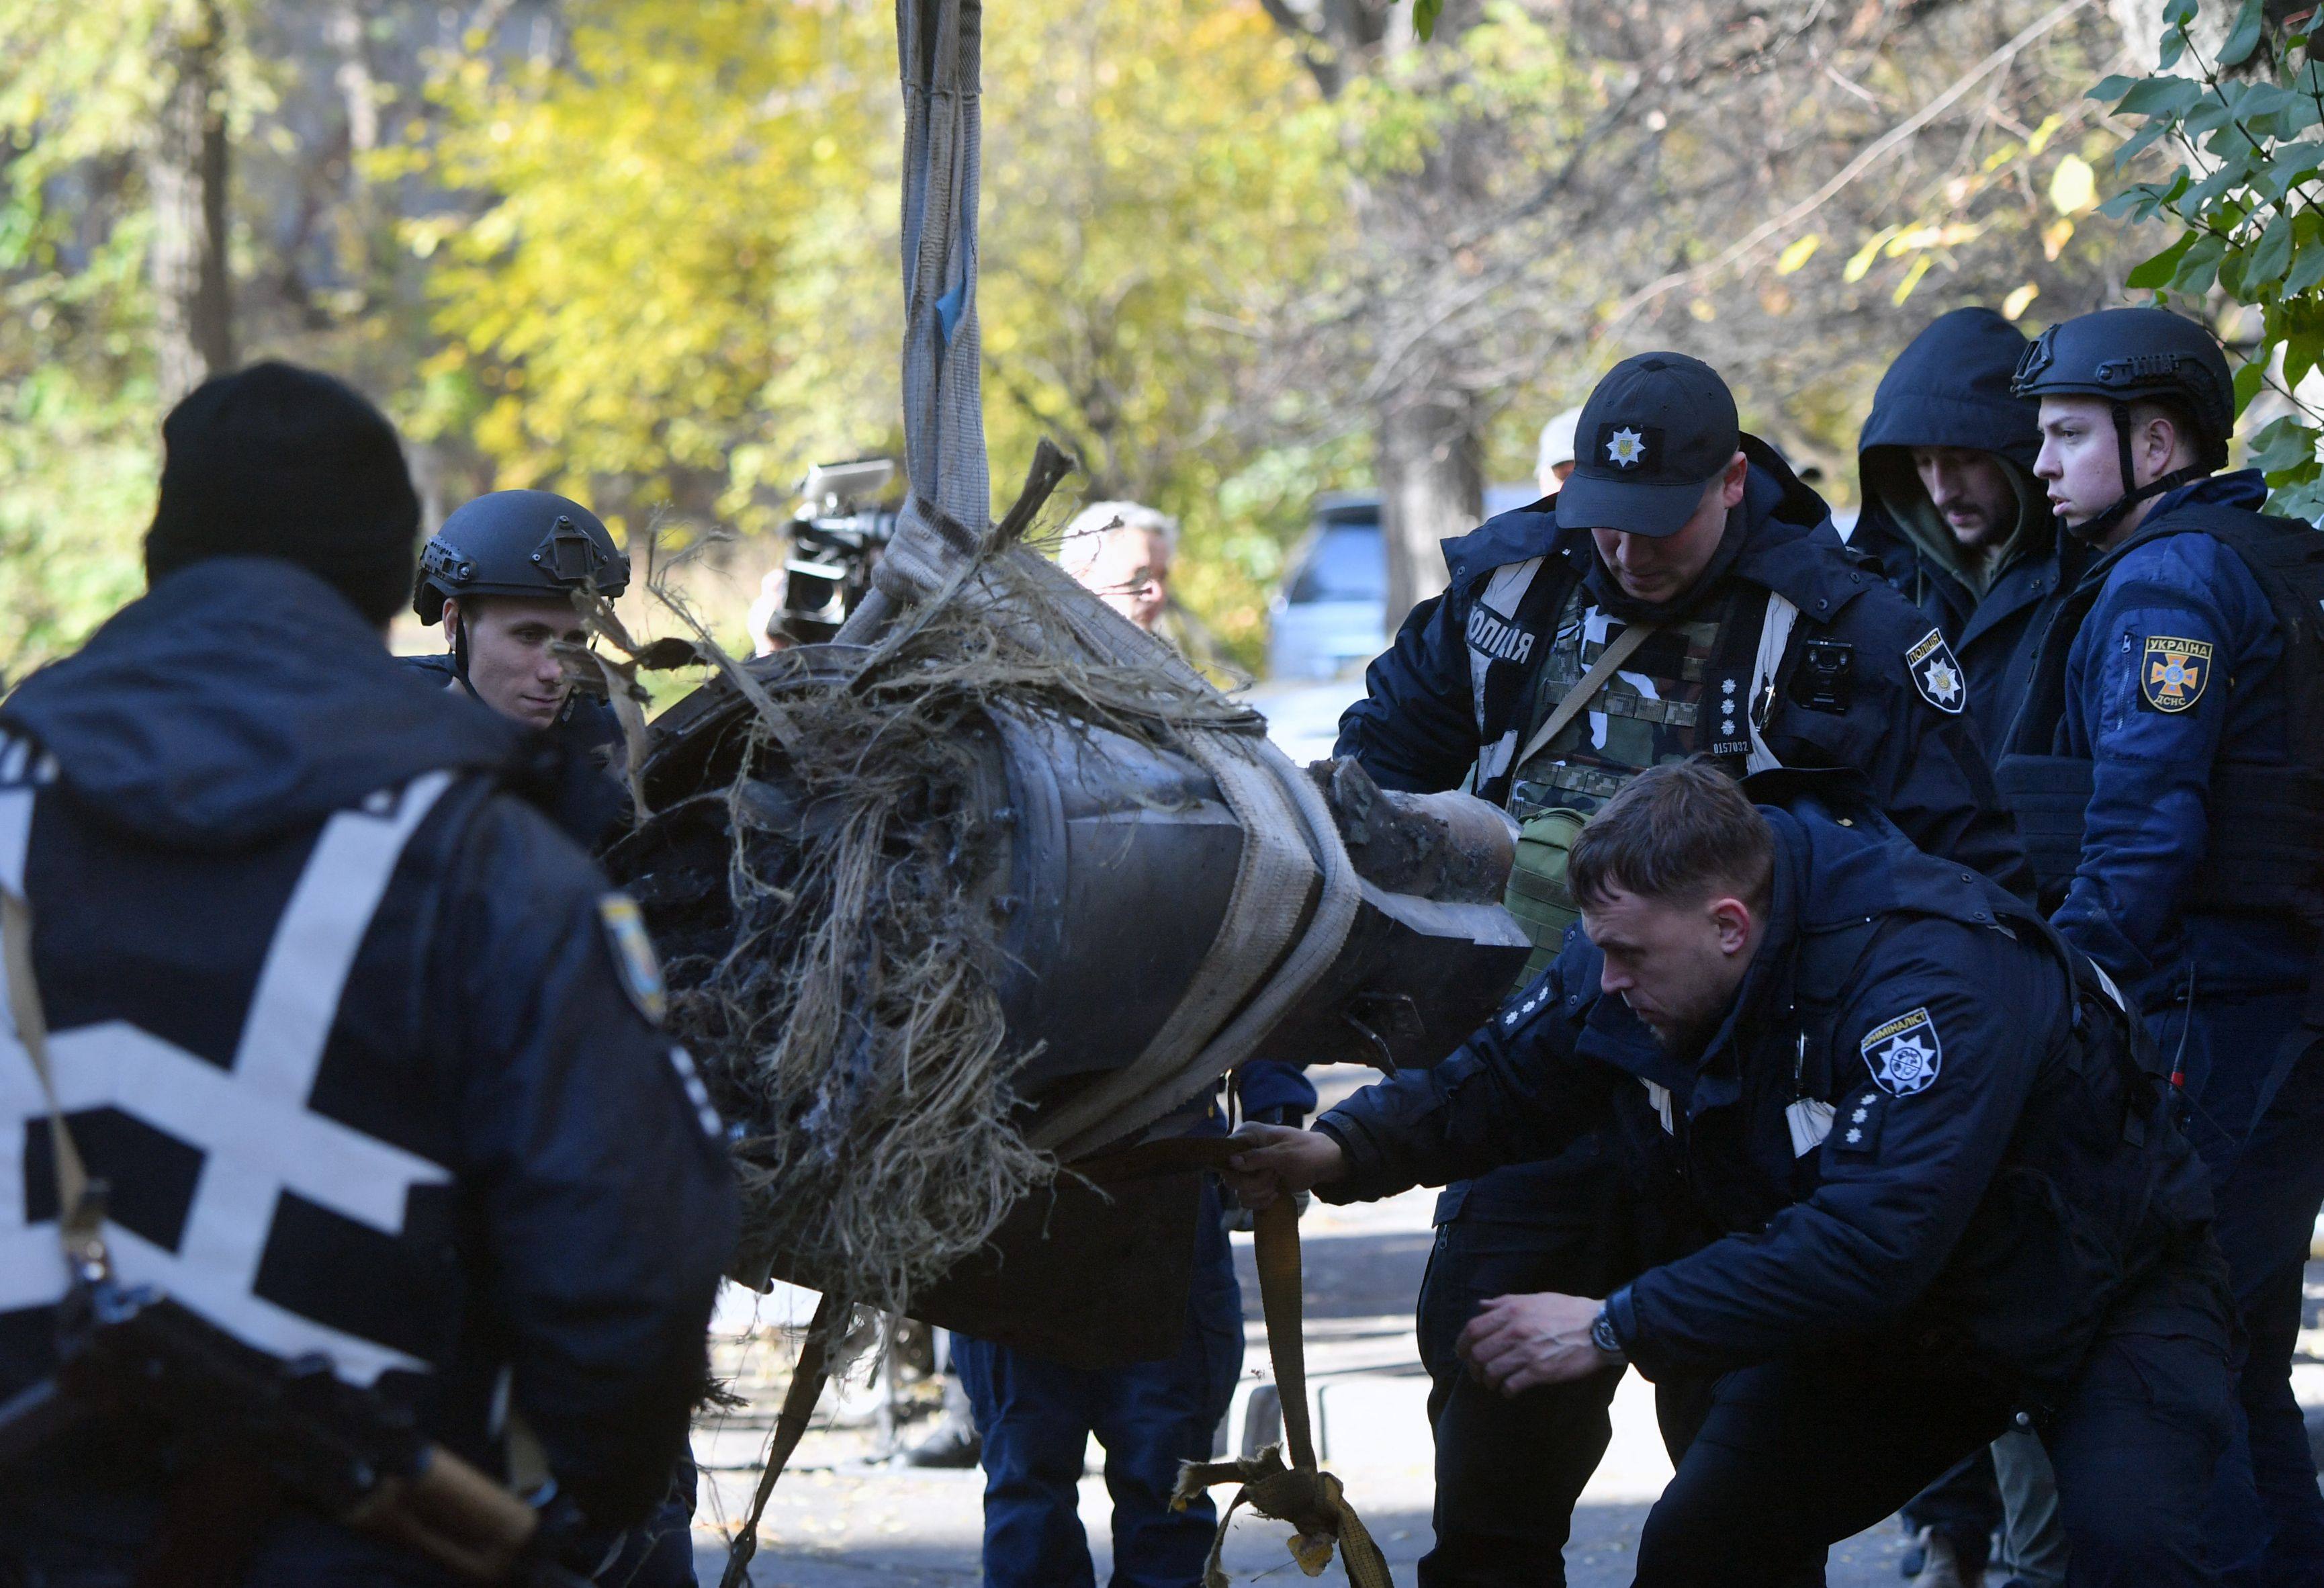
[{"xmin": 1333, "ymin": 349, "xmax": 2024, "ymax": 1584}]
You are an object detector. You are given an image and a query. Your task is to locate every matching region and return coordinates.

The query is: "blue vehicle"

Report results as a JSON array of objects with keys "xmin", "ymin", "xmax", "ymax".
[
  {"xmin": 1266, "ymin": 486, "xmax": 1543, "ymax": 682},
  {"xmin": 1267, "ymin": 494, "xmax": 1387, "ymax": 682}
]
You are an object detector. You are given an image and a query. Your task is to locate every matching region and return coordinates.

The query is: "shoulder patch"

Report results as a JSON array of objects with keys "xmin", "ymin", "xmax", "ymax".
[
  {"xmin": 2139, "ymin": 635, "xmax": 2213, "ymax": 713},
  {"xmin": 598, "ymin": 893, "xmax": 667, "ymax": 1025},
  {"xmin": 1861, "ymin": 1007, "xmax": 1942, "ymax": 1098},
  {"xmin": 1904, "ymin": 628, "xmax": 1965, "ymax": 715}
]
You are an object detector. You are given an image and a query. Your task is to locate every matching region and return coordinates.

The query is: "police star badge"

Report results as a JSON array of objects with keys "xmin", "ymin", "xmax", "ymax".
[
  {"xmin": 2140, "ymin": 634, "xmax": 2213, "ymax": 713},
  {"xmin": 1861, "ymin": 1007, "xmax": 1943, "ymax": 1098},
  {"xmin": 1606, "ymin": 427, "xmax": 1648, "ymax": 468},
  {"xmin": 1904, "ymin": 628, "xmax": 1965, "ymax": 715},
  {"xmin": 598, "ymin": 892, "xmax": 668, "ymax": 1024}
]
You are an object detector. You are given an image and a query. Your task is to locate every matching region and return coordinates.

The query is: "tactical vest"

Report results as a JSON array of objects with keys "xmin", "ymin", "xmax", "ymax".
[
  {"xmin": 1996, "ymin": 506, "xmax": 2324, "ymax": 924},
  {"xmin": 0, "ymin": 744, "xmax": 478, "ymax": 1402},
  {"xmin": 1499, "ymin": 580, "xmax": 1787, "ymax": 972}
]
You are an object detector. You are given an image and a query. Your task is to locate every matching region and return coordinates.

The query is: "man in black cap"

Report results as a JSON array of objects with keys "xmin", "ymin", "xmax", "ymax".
[
  {"xmin": 0, "ymin": 362, "xmax": 735, "ymax": 1585},
  {"xmin": 1334, "ymin": 350, "xmax": 2025, "ymax": 1585}
]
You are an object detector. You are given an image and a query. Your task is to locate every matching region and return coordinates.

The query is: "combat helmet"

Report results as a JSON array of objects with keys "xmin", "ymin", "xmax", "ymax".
[
  {"xmin": 412, "ymin": 489, "xmax": 629, "ymax": 625},
  {"xmin": 2011, "ymin": 306, "xmax": 2233, "ymax": 539},
  {"xmin": 413, "ymin": 489, "xmax": 629, "ymax": 697}
]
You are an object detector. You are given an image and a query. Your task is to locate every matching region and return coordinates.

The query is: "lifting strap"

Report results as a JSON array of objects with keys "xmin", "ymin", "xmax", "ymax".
[
  {"xmin": 1074, "ymin": 1133, "xmax": 1393, "ymax": 1588},
  {"xmin": 717, "ymin": 1292, "xmax": 844, "ymax": 1588},
  {"xmin": 1170, "ymin": 1195, "xmax": 1395, "ymax": 1588}
]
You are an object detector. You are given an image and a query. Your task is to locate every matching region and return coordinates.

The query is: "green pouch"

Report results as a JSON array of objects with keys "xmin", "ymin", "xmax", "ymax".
[{"xmin": 1505, "ymin": 806, "xmax": 1589, "ymax": 981}]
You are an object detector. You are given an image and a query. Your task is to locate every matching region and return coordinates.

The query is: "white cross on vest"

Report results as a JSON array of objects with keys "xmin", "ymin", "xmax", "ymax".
[{"xmin": 0, "ymin": 758, "xmax": 455, "ymax": 1386}]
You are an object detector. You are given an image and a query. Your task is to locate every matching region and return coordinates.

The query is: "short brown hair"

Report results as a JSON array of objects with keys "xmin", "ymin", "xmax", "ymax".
[
  {"xmin": 2126, "ymin": 396, "xmax": 2210, "ymax": 472},
  {"xmin": 1567, "ymin": 760, "xmax": 1775, "ymax": 912}
]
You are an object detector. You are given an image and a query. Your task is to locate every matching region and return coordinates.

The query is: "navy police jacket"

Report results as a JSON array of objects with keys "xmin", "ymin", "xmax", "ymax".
[
  {"xmin": 0, "ymin": 559, "xmax": 735, "ymax": 1563},
  {"xmin": 1312, "ymin": 785, "xmax": 2215, "ymax": 1393},
  {"xmin": 1334, "ymin": 437, "xmax": 2028, "ymax": 898},
  {"xmin": 2040, "ymin": 472, "xmax": 2317, "ymax": 1006},
  {"xmin": 1851, "ymin": 307, "xmax": 2085, "ymax": 751}
]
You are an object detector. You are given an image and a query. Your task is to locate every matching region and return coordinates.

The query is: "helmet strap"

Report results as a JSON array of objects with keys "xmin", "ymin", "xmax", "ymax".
[
  {"xmin": 2069, "ymin": 401, "xmax": 2208, "ymax": 543},
  {"xmin": 448, "ymin": 609, "xmax": 484, "ymax": 704}
]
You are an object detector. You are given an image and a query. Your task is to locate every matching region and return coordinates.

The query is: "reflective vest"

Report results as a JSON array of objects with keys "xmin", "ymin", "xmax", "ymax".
[{"xmin": 0, "ymin": 741, "xmax": 472, "ymax": 1395}]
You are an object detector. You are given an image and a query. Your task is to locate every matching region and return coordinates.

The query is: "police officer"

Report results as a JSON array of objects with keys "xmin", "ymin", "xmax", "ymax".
[
  {"xmin": 1331, "ymin": 351, "xmax": 2026, "ymax": 1583},
  {"xmin": 1854, "ymin": 306, "xmax": 2086, "ymax": 754},
  {"xmin": 407, "ymin": 489, "xmax": 631, "ymax": 848},
  {"xmin": 1857, "ymin": 306, "xmax": 2084, "ymax": 1588},
  {"xmin": 0, "ymin": 363, "xmax": 737, "ymax": 1583},
  {"xmin": 1223, "ymin": 761, "xmax": 2233, "ymax": 1588},
  {"xmin": 2003, "ymin": 306, "xmax": 2324, "ymax": 1584}
]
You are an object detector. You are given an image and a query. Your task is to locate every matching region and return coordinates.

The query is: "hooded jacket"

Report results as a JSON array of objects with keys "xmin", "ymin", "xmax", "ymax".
[
  {"xmin": 1314, "ymin": 782, "xmax": 2220, "ymax": 1393},
  {"xmin": 0, "ymin": 558, "xmax": 735, "ymax": 1577},
  {"xmin": 1852, "ymin": 308, "xmax": 2086, "ymax": 751}
]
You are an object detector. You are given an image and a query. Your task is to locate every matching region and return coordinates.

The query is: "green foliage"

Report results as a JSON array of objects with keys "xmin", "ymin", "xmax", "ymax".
[
  {"xmin": 2097, "ymin": 0, "xmax": 2324, "ymax": 516},
  {"xmin": 0, "ymin": 0, "xmax": 275, "ymax": 677}
]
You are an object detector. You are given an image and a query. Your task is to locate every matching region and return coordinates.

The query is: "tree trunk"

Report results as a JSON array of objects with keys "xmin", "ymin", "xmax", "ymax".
[
  {"xmin": 1378, "ymin": 393, "xmax": 1481, "ymax": 633},
  {"xmin": 147, "ymin": 0, "xmax": 234, "ymax": 405}
]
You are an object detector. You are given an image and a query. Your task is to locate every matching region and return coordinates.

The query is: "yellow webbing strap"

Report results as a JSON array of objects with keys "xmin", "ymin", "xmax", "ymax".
[{"xmin": 1167, "ymin": 1196, "xmax": 1394, "ymax": 1588}]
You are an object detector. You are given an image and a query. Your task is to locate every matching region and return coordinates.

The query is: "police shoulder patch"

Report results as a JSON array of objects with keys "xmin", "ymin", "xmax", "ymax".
[
  {"xmin": 1861, "ymin": 1007, "xmax": 1942, "ymax": 1098},
  {"xmin": 598, "ymin": 893, "xmax": 667, "ymax": 1025},
  {"xmin": 2139, "ymin": 634, "xmax": 2213, "ymax": 713},
  {"xmin": 1904, "ymin": 628, "xmax": 1966, "ymax": 715}
]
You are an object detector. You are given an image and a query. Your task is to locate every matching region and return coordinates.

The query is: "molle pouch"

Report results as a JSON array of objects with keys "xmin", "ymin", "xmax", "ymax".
[{"xmin": 1505, "ymin": 806, "xmax": 1589, "ymax": 981}]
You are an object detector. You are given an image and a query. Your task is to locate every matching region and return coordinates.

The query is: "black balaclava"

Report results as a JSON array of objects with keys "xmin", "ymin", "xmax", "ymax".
[{"xmin": 144, "ymin": 361, "xmax": 420, "ymax": 625}]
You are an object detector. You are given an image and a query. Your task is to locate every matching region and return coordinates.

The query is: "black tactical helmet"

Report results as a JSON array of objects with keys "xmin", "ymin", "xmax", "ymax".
[
  {"xmin": 412, "ymin": 489, "xmax": 630, "ymax": 624},
  {"xmin": 2011, "ymin": 307, "xmax": 2233, "ymax": 537}
]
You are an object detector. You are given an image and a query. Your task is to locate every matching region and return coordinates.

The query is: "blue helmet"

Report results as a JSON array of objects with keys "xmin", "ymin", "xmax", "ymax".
[{"xmin": 412, "ymin": 489, "xmax": 630, "ymax": 624}]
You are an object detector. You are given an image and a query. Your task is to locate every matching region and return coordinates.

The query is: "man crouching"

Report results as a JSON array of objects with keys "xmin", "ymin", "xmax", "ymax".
[{"xmin": 1224, "ymin": 760, "xmax": 2231, "ymax": 1587}]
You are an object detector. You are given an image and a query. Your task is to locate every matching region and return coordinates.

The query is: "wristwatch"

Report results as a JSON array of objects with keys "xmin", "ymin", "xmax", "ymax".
[{"xmin": 1589, "ymin": 1305, "xmax": 1627, "ymax": 1365}]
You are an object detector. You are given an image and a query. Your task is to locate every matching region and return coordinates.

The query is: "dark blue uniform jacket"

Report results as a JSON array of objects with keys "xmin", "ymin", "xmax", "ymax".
[
  {"xmin": 1312, "ymin": 789, "xmax": 2214, "ymax": 1394},
  {"xmin": 1851, "ymin": 307, "xmax": 2085, "ymax": 750},
  {"xmin": 0, "ymin": 559, "xmax": 735, "ymax": 1553},
  {"xmin": 1333, "ymin": 439, "xmax": 2027, "ymax": 898},
  {"xmin": 2044, "ymin": 470, "xmax": 2315, "ymax": 1006}
]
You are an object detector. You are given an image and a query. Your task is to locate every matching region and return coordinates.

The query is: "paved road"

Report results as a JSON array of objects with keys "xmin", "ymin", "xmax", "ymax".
[{"xmin": 697, "ymin": 1067, "xmax": 2324, "ymax": 1587}]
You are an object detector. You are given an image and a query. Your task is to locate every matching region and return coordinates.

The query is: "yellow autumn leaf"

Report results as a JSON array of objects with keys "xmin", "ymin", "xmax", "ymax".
[
  {"xmin": 1776, "ymin": 234, "xmax": 1822, "ymax": 275},
  {"xmin": 1891, "ymin": 255, "xmax": 1934, "ymax": 306},
  {"xmin": 2049, "ymin": 155, "xmax": 2096, "ymax": 215},
  {"xmin": 2002, "ymin": 282, "xmax": 2040, "ymax": 320}
]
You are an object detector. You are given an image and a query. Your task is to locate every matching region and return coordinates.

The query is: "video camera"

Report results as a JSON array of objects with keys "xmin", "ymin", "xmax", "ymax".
[{"xmin": 769, "ymin": 457, "xmax": 901, "ymax": 646}]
